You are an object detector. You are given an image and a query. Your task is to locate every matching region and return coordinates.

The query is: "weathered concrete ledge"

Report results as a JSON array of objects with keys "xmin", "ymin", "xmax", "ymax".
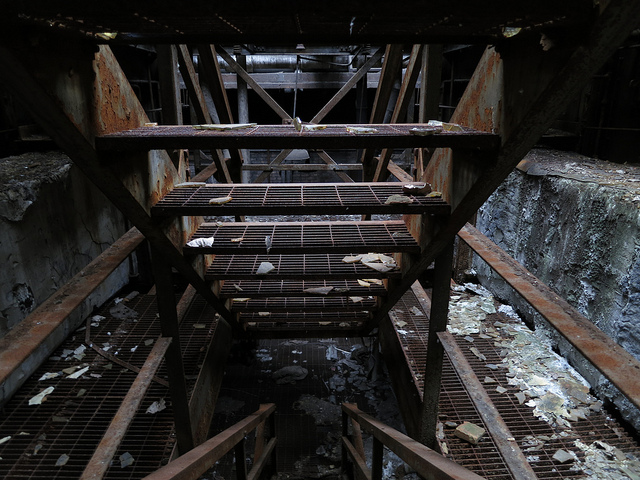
[{"xmin": 475, "ymin": 148, "xmax": 640, "ymax": 431}]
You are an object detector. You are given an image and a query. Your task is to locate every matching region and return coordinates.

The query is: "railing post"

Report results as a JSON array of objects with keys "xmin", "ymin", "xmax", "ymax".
[
  {"xmin": 235, "ymin": 437, "xmax": 248, "ymax": 480},
  {"xmin": 268, "ymin": 407, "xmax": 278, "ymax": 476},
  {"xmin": 341, "ymin": 407, "xmax": 349, "ymax": 476},
  {"xmin": 371, "ymin": 437, "xmax": 383, "ymax": 480}
]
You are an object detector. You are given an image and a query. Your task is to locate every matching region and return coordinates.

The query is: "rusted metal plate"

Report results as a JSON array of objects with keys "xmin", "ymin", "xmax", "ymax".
[
  {"xmin": 96, "ymin": 124, "xmax": 500, "ymax": 152},
  {"xmin": 459, "ymin": 223, "xmax": 640, "ymax": 411}
]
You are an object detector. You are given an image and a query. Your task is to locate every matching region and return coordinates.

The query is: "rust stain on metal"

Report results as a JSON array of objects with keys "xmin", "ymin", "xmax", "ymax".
[{"xmin": 459, "ymin": 223, "xmax": 640, "ymax": 410}]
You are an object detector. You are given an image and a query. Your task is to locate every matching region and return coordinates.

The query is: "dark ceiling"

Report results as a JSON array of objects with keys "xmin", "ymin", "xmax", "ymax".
[{"xmin": 2, "ymin": 1, "xmax": 595, "ymax": 45}]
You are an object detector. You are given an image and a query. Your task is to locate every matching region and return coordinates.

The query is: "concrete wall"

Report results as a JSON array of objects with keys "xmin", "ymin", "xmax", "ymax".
[
  {"xmin": 474, "ymin": 148, "xmax": 640, "ymax": 430},
  {"xmin": 0, "ymin": 151, "xmax": 130, "ymax": 338}
]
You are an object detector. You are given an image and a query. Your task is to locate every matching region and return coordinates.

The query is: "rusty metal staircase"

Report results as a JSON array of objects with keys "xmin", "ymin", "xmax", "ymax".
[
  {"xmin": 2, "ymin": 0, "xmax": 640, "ymax": 478},
  {"xmin": 96, "ymin": 124, "xmax": 498, "ymax": 340}
]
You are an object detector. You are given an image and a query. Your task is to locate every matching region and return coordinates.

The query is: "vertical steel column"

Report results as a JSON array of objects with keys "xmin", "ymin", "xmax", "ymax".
[
  {"xmin": 237, "ymin": 54, "xmax": 250, "ymax": 170},
  {"xmin": 419, "ymin": 239, "xmax": 454, "ymax": 449},
  {"xmin": 150, "ymin": 246, "xmax": 195, "ymax": 454}
]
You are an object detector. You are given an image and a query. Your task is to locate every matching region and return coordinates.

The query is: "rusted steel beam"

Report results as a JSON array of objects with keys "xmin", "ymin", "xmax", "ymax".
[
  {"xmin": 419, "ymin": 240, "xmax": 454, "ymax": 449},
  {"xmin": 80, "ymin": 337, "xmax": 173, "ymax": 480},
  {"xmin": 316, "ymin": 150, "xmax": 354, "ymax": 182},
  {"xmin": 196, "ymin": 44, "xmax": 243, "ymax": 182},
  {"xmin": 459, "ymin": 223, "xmax": 640, "ymax": 410},
  {"xmin": 176, "ymin": 45, "xmax": 213, "ymax": 124},
  {"xmin": 216, "ymin": 46, "xmax": 292, "ymax": 121},
  {"xmin": 373, "ymin": 44, "xmax": 424, "ymax": 182},
  {"xmin": 342, "ymin": 403, "xmax": 485, "ymax": 480},
  {"xmin": 311, "ymin": 47, "xmax": 384, "ymax": 124},
  {"xmin": 438, "ymin": 330, "xmax": 539, "ymax": 480},
  {"xmin": 97, "ymin": 124, "xmax": 499, "ymax": 152},
  {"xmin": 142, "ymin": 403, "xmax": 276, "ymax": 480},
  {"xmin": 0, "ymin": 227, "xmax": 143, "ymax": 408},
  {"xmin": 188, "ymin": 319, "xmax": 232, "ymax": 445},
  {"xmin": 152, "ymin": 246, "xmax": 195, "ymax": 454},
  {"xmin": 243, "ymin": 163, "xmax": 362, "ymax": 171},
  {"xmin": 342, "ymin": 436, "xmax": 371, "ymax": 480},
  {"xmin": 247, "ymin": 437, "xmax": 277, "ymax": 480},
  {"xmin": 370, "ymin": 0, "xmax": 640, "ymax": 333},
  {"xmin": 386, "ymin": 160, "xmax": 412, "ymax": 182},
  {"xmin": 253, "ymin": 148, "xmax": 293, "ymax": 182},
  {"xmin": 157, "ymin": 45, "xmax": 184, "ymax": 125},
  {"xmin": 190, "ymin": 161, "xmax": 218, "ymax": 182},
  {"xmin": 419, "ymin": 45, "xmax": 443, "ymax": 123},
  {"xmin": 361, "ymin": 44, "xmax": 403, "ymax": 181},
  {"xmin": 176, "ymin": 45, "xmax": 232, "ymax": 183}
]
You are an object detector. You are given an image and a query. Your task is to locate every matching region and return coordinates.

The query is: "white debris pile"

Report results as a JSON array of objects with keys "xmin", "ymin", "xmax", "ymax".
[
  {"xmin": 572, "ymin": 440, "xmax": 640, "ymax": 479},
  {"xmin": 342, "ymin": 253, "xmax": 398, "ymax": 273},
  {"xmin": 495, "ymin": 322, "xmax": 601, "ymax": 428},
  {"xmin": 447, "ymin": 284, "xmax": 497, "ymax": 335}
]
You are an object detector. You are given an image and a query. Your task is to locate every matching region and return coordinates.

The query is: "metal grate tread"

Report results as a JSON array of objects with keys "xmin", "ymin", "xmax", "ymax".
[
  {"xmin": 231, "ymin": 295, "xmax": 378, "ymax": 312},
  {"xmin": 96, "ymin": 124, "xmax": 500, "ymax": 152},
  {"xmin": 0, "ymin": 294, "xmax": 218, "ymax": 480},
  {"xmin": 242, "ymin": 321, "xmax": 367, "ymax": 339},
  {"xmin": 240, "ymin": 311, "xmax": 370, "ymax": 323},
  {"xmin": 188, "ymin": 221, "xmax": 418, "ymax": 255},
  {"xmin": 219, "ymin": 279, "xmax": 387, "ymax": 298},
  {"xmin": 208, "ymin": 254, "xmax": 400, "ymax": 280},
  {"xmin": 153, "ymin": 182, "xmax": 450, "ymax": 217}
]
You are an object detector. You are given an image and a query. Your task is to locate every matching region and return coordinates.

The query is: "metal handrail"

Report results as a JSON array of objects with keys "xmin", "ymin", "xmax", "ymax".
[
  {"xmin": 341, "ymin": 403, "xmax": 485, "ymax": 480},
  {"xmin": 143, "ymin": 403, "xmax": 277, "ymax": 480}
]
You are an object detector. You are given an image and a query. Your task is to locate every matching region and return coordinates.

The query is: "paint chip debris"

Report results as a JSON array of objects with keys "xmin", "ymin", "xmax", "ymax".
[
  {"xmin": 29, "ymin": 387, "xmax": 54, "ymax": 405},
  {"xmin": 256, "ymin": 262, "xmax": 276, "ymax": 275},
  {"xmin": 120, "ymin": 452, "xmax": 135, "ymax": 468},
  {"xmin": 55, "ymin": 454, "xmax": 70, "ymax": 467},
  {"xmin": 186, "ymin": 237, "xmax": 214, "ymax": 247},
  {"xmin": 146, "ymin": 398, "xmax": 167, "ymax": 414}
]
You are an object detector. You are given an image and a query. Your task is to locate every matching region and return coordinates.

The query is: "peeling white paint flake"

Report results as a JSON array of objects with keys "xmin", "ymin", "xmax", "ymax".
[
  {"xmin": 66, "ymin": 366, "xmax": 89, "ymax": 379},
  {"xmin": 29, "ymin": 386, "xmax": 54, "ymax": 405},
  {"xmin": 146, "ymin": 398, "xmax": 167, "ymax": 414}
]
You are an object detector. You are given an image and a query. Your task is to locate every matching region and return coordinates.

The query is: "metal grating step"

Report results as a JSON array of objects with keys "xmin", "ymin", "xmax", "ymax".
[
  {"xmin": 96, "ymin": 124, "xmax": 500, "ymax": 152},
  {"xmin": 231, "ymin": 296, "xmax": 378, "ymax": 312},
  {"xmin": 240, "ymin": 311, "xmax": 370, "ymax": 324},
  {"xmin": 243, "ymin": 321, "xmax": 367, "ymax": 339},
  {"xmin": 152, "ymin": 182, "xmax": 450, "ymax": 217},
  {"xmin": 219, "ymin": 279, "xmax": 387, "ymax": 298},
  {"xmin": 188, "ymin": 221, "xmax": 418, "ymax": 255},
  {"xmin": 208, "ymin": 254, "xmax": 400, "ymax": 281}
]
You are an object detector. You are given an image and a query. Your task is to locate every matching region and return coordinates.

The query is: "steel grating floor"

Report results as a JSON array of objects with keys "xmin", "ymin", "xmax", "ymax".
[
  {"xmin": 219, "ymin": 279, "xmax": 387, "ymax": 298},
  {"xmin": 152, "ymin": 183, "xmax": 450, "ymax": 217},
  {"xmin": 231, "ymin": 296, "xmax": 378, "ymax": 312},
  {"xmin": 188, "ymin": 221, "xmax": 419, "ymax": 255},
  {"xmin": 0, "ymin": 294, "xmax": 219, "ymax": 479},
  {"xmin": 391, "ymin": 288, "xmax": 640, "ymax": 479},
  {"xmin": 96, "ymin": 124, "xmax": 500, "ymax": 152},
  {"xmin": 208, "ymin": 254, "xmax": 401, "ymax": 280}
]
